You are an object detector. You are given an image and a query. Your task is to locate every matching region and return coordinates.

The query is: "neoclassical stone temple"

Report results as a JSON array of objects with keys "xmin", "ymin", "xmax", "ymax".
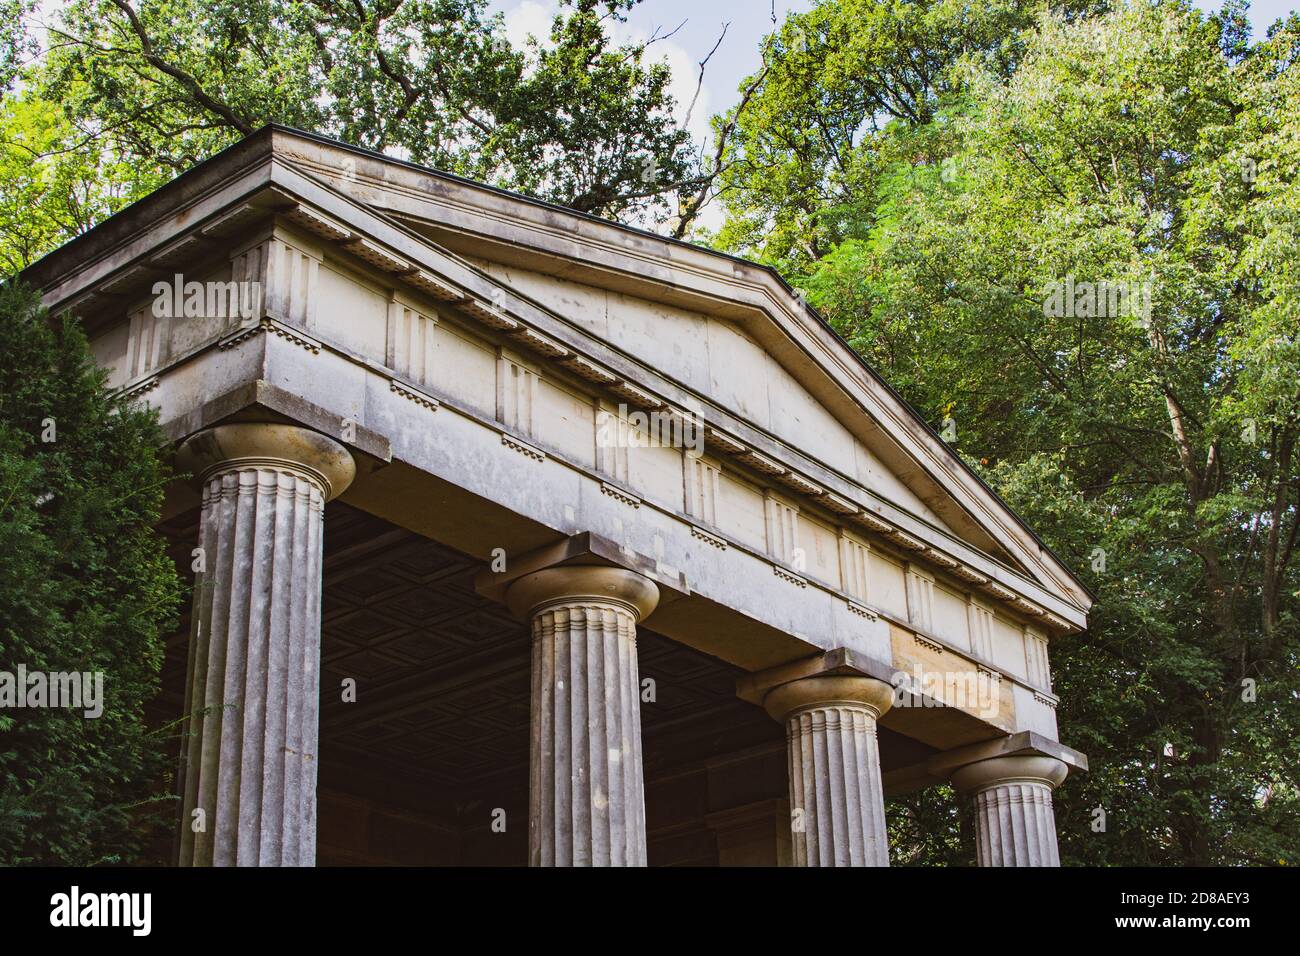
[{"xmin": 24, "ymin": 126, "xmax": 1090, "ymax": 867}]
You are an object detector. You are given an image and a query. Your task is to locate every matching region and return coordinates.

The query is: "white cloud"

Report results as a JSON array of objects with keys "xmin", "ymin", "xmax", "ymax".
[
  {"xmin": 502, "ymin": 0, "xmax": 558, "ymax": 51},
  {"xmin": 609, "ymin": 20, "xmax": 711, "ymax": 145}
]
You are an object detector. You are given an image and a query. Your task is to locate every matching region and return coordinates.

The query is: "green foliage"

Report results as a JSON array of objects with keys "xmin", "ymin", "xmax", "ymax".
[
  {"xmin": 749, "ymin": 0, "xmax": 1300, "ymax": 865},
  {"xmin": 887, "ymin": 783, "xmax": 969, "ymax": 866},
  {"xmin": 0, "ymin": 0, "xmax": 34, "ymax": 93},
  {"xmin": 0, "ymin": 0, "xmax": 696, "ymax": 272},
  {"xmin": 0, "ymin": 92, "xmax": 163, "ymax": 274},
  {"xmin": 712, "ymin": 0, "xmax": 1107, "ymax": 275},
  {"xmin": 0, "ymin": 280, "xmax": 181, "ymax": 865}
]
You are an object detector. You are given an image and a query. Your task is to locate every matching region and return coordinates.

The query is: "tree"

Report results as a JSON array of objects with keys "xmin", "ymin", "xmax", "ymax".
[
  {"xmin": 711, "ymin": 0, "xmax": 1106, "ymax": 275},
  {"xmin": 783, "ymin": 0, "xmax": 1300, "ymax": 864},
  {"xmin": 9, "ymin": 0, "xmax": 697, "ymax": 240},
  {"xmin": 0, "ymin": 0, "xmax": 35, "ymax": 93},
  {"xmin": 0, "ymin": 91, "xmax": 157, "ymax": 275},
  {"xmin": 0, "ymin": 280, "xmax": 181, "ymax": 865}
]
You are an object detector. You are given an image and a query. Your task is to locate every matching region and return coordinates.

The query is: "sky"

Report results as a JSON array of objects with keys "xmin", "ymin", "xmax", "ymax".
[{"xmin": 492, "ymin": 0, "xmax": 817, "ymax": 143}]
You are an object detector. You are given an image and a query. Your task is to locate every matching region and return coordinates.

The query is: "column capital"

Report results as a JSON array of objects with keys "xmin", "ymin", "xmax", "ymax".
[
  {"xmin": 950, "ymin": 754, "xmax": 1069, "ymax": 795},
  {"xmin": 175, "ymin": 422, "xmax": 356, "ymax": 501},
  {"xmin": 736, "ymin": 647, "xmax": 898, "ymax": 708},
  {"xmin": 504, "ymin": 564, "xmax": 660, "ymax": 622},
  {"xmin": 763, "ymin": 674, "xmax": 895, "ymax": 724},
  {"xmin": 954, "ymin": 754, "xmax": 1068, "ymax": 866},
  {"xmin": 475, "ymin": 531, "xmax": 687, "ymax": 611}
]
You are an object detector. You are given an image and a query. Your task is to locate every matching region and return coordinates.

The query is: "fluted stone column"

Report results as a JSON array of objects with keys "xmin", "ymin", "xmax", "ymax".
[
  {"xmin": 174, "ymin": 423, "xmax": 355, "ymax": 866},
  {"xmin": 951, "ymin": 755, "xmax": 1068, "ymax": 867},
  {"xmin": 763, "ymin": 675, "xmax": 894, "ymax": 867},
  {"xmin": 505, "ymin": 565, "xmax": 660, "ymax": 866}
]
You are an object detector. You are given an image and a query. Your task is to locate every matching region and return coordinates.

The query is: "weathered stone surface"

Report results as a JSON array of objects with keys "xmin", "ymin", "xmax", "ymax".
[
  {"xmin": 763, "ymin": 674, "xmax": 894, "ymax": 866},
  {"xmin": 506, "ymin": 565, "xmax": 659, "ymax": 866},
  {"xmin": 950, "ymin": 754, "xmax": 1068, "ymax": 867},
  {"xmin": 174, "ymin": 423, "xmax": 354, "ymax": 866}
]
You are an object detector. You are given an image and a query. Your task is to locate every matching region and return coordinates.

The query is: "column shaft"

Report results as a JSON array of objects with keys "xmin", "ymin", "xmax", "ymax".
[
  {"xmin": 530, "ymin": 601, "xmax": 645, "ymax": 865},
  {"xmin": 507, "ymin": 565, "xmax": 659, "ymax": 867},
  {"xmin": 175, "ymin": 423, "xmax": 353, "ymax": 867},
  {"xmin": 971, "ymin": 782, "xmax": 1060, "ymax": 867},
  {"xmin": 765, "ymin": 675, "xmax": 894, "ymax": 867}
]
